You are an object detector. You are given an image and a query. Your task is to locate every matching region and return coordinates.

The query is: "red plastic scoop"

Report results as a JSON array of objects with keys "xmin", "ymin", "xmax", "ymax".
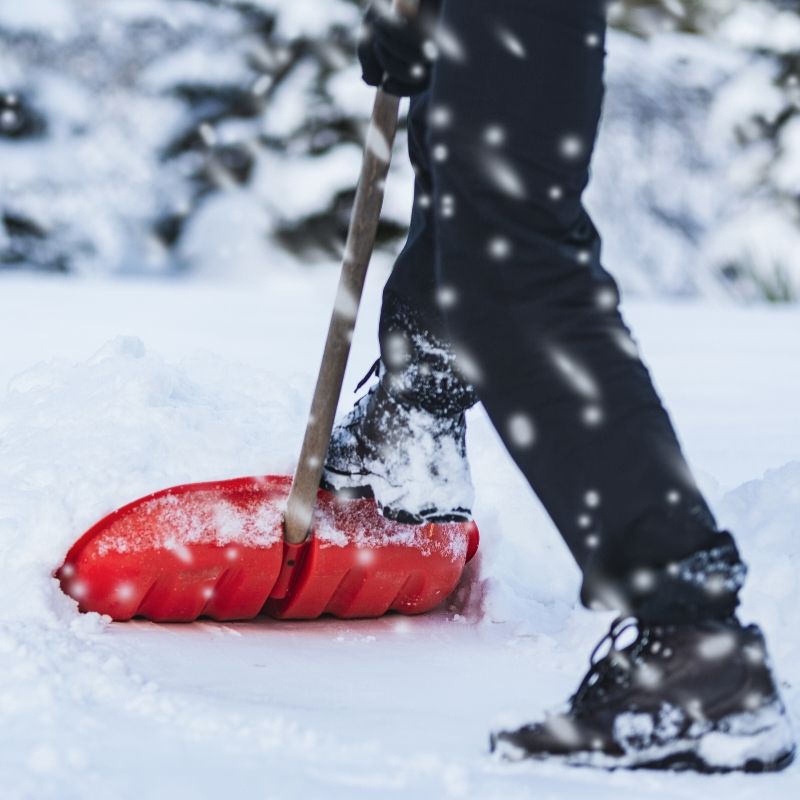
[{"xmin": 58, "ymin": 476, "xmax": 479, "ymax": 621}]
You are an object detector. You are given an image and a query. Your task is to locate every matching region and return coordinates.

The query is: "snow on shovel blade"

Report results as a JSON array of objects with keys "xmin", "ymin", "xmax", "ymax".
[
  {"xmin": 57, "ymin": 476, "xmax": 479, "ymax": 622},
  {"xmin": 268, "ymin": 490, "xmax": 479, "ymax": 620},
  {"xmin": 57, "ymin": 476, "xmax": 288, "ymax": 622}
]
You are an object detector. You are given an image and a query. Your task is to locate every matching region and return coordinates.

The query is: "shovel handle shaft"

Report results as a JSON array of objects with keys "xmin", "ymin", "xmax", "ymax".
[{"xmin": 284, "ymin": 0, "xmax": 418, "ymax": 544}]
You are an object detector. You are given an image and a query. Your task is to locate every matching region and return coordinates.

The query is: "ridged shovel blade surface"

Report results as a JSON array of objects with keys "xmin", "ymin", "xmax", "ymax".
[
  {"xmin": 58, "ymin": 476, "xmax": 288, "ymax": 622},
  {"xmin": 58, "ymin": 477, "xmax": 479, "ymax": 622},
  {"xmin": 266, "ymin": 493, "xmax": 479, "ymax": 620}
]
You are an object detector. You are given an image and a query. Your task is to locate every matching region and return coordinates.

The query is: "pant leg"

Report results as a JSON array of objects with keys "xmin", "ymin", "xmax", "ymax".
[
  {"xmin": 379, "ymin": 92, "xmax": 478, "ymax": 416},
  {"xmin": 382, "ymin": 94, "xmax": 442, "ymax": 327},
  {"xmin": 425, "ymin": 0, "xmax": 745, "ymax": 623}
]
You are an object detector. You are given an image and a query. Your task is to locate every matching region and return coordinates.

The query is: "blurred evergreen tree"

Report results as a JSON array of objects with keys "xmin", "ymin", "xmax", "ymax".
[
  {"xmin": 714, "ymin": 1, "xmax": 800, "ymax": 300},
  {"xmin": 0, "ymin": 0, "xmax": 402, "ymax": 275},
  {"xmin": 0, "ymin": 0, "xmax": 798, "ymax": 298},
  {"xmin": 608, "ymin": 0, "xmax": 800, "ymax": 300}
]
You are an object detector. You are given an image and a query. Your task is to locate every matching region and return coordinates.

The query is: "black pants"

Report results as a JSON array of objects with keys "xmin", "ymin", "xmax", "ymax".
[{"xmin": 379, "ymin": 0, "xmax": 745, "ymax": 624}]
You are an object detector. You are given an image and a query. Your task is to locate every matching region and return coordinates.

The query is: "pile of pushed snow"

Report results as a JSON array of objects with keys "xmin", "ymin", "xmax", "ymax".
[
  {"xmin": 0, "ymin": 336, "xmax": 306, "ymax": 624},
  {"xmin": 719, "ymin": 461, "xmax": 800, "ymax": 658},
  {"xmin": 0, "ymin": 336, "xmax": 334, "ymax": 795}
]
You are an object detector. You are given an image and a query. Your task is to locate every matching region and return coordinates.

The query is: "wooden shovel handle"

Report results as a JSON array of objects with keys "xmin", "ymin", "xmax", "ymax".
[{"xmin": 284, "ymin": 0, "xmax": 419, "ymax": 544}]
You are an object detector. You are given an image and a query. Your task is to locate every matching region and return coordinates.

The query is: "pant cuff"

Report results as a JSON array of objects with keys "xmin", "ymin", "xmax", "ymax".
[{"xmin": 582, "ymin": 531, "xmax": 747, "ymax": 625}]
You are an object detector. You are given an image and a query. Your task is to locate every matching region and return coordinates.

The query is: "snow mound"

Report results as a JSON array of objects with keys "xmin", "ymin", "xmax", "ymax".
[
  {"xmin": 0, "ymin": 337, "xmax": 305, "ymax": 625},
  {"xmin": 720, "ymin": 461, "xmax": 800, "ymax": 643}
]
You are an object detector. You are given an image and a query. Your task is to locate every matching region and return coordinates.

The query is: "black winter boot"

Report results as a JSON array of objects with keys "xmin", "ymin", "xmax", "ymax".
[
  {"xmin": 323, "ymin": 294, "xmax": 477, "ymax": 524},
  {"xmin": 491, "ymin": 617, "xmax": 795, "ymax": 773},
  {"xmin": 322, "ymin": 361, "xmax": 473, "ymax": 523}
]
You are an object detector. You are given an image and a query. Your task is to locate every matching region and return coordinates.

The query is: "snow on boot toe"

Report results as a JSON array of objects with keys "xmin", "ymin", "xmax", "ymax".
[{"xmin": 322, "ymin": 372, "xmax": 474, "ymax": 524}]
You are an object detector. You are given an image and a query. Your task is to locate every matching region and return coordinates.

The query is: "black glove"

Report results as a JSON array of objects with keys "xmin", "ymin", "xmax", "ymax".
[{"xmin": 357, "ymin": 1, "xmax": 441, "ymax": 97}]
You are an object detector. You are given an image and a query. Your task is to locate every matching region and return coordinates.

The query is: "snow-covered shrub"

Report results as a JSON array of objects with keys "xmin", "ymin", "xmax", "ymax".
[
  {"xmin": 608, "ymin": 0, "xmax": 736, "ymax": 36},
  {"xmin": 605, "ymin": 0, "xmax": 800, "ymax": 302},
  {"xmin": 0, "ymin": 0, "xmax": 799, "ymax": 301},
  {"xmin": 0, "ymin": 0, "xmax": 407, "ymax": 277},
  {"xmin": 706, "ymin": 1, "xmax": 800, "ymax": 301}
]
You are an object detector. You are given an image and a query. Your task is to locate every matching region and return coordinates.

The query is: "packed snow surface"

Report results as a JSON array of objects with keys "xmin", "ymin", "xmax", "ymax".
[{"xmin": 0, "ymin": 267, "xmax": 799, "ymax": 798}]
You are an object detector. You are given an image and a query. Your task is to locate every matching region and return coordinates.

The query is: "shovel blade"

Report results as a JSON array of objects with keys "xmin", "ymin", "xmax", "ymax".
[
  {"xmin": 57, "ymin": 476, "xmax": 479, "ymax": 622},
  {"xmin": 58, "ymin": 476, "xmax": 288, "ymax": 621}
]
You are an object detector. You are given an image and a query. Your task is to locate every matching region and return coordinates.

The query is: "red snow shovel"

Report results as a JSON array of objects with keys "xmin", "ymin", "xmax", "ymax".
[{"xmin": 57, "ymin": 0, "xmax": 479, "ymax": 622}]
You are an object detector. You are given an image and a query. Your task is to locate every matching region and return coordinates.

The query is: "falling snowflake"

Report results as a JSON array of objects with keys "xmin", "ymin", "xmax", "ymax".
[
  {"xmin": 422, "ymin": 39, "xmax": 438, "ymax": 62},
  {"xmin": 496, "ymin": 26, "xmax": 526, "ymax": 59},
  {"xmin": 483, "ymin": 154, "xmax": 526, "ymax": 199},
  {"xmin": 559, "ymin": 134, "xmax": 584, "ymax": 160},
  {"xmin": 436, "ymin": 286, "xmax": 458, "ymax": 309},
  {"xmin": 430, "ymin": 106, "xmax": 452, "ymax": 128},
  {"xmin": 634, "ymin": 662, "xmax": 663, "ymax": 689},
  {"xmin": 631, "ymin": 568, "xmax": 656, "ymax": 592},
  {"xmin": 613, "ymin": 330, "xmax": 640, "ymax": 359},
  {"xmin": 550, "ymin": 347, "xmax": 600, "ymax": 399},
  {"xmin": 440, "ymin": 194, "xmax": 456, "ymax": 218},
  {"xmin": 356, "ymin": 548, "xmax": 376, "ymax": 566},
  {"xmin": 583, "ymin": 405, "xmax": 604, "ymax": 426},
  {"xmin": 484, "ymin": 125, "xmax": 506, "ymax": 147},
  {"xmin": 743, "ymin": 644, "xmax": 766, "ymax": 665},
  {"xmin": 454, "ymin": 349, "xmax": 483, "ymax": 384},
  {"xmin": 434, "ymin": 23, "xmax": 466, "ymax": 63},
  {"xmin": 115, "ymin": 582, "xmax": 135, "ymax": 601},
  {"xmin": 585, "ymin": 489, "xmax": 601, "ymax": 508},
  {"xmin": 0, "ymin": 109, "xmax": 19, "ymax": 130},
  {"xmin": 487, "ymin": 237, "xmax": 512, "ymax": 259},
  {"xmin": 333, "ymin": 284, "xmax": 358, "ymax": 321},
  {"xmin": 508, "ymin": 413, "xmax": 536, "ymax": 447},
  {"xmin": 697, "ymin": 631, "xmax": 737, "ymax": 660},
  {"xmin": 384, "ymin": 332, "xmax": 410, "ymax": 367},
  {"xmin": 596, "ymin": 287, "xmax": 618, "ymax": 310}
]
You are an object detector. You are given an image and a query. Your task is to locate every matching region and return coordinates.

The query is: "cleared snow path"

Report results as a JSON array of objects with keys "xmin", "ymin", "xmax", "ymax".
[{"xmin": 0, "ymin": 269, "xmax": 798, "ymax": 798}]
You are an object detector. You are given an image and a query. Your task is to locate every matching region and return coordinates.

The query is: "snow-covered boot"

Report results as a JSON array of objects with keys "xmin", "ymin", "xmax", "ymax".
[
  {"xmin": 491, "ymin": 617, "xmax": 795, "ymax": 773},
  {"xmin": 322, "ymin": 361, "xmax": 474, "ymax": 523}
]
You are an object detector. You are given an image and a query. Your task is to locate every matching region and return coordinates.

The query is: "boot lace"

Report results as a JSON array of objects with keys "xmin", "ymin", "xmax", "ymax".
[
  {"xmin": 355, "ymin": 358, "xmax": 381, "ymax": 393},
  {"xmin": 571, "ymin": 616, "xmax": 651, "ymax": 716}
]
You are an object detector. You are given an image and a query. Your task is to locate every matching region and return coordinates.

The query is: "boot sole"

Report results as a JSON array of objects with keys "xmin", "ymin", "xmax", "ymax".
[
  {"xmin": 320, "ymin": 474, "xmax": 472, "ymax": 525},
  {"xmin": 491, "ymin": 736, "xmax": 795, "ymax": 774},
  {"xmin": 490, "ymin": 700, "xmax": 796, "ymax": 774}
]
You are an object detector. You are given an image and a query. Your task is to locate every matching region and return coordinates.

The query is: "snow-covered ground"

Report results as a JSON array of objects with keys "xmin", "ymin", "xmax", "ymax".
[{"xmin": 1, "ymin": 265, "xmax": 799, "ymax": 798}]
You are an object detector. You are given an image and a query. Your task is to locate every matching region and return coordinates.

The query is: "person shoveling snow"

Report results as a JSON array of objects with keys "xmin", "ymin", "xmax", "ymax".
[{"xmin": 323, "ymin": 0, "xmax": 796, "ymax": 773}]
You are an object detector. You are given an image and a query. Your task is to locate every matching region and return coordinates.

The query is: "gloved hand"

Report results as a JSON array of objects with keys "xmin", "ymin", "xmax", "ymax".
[{"xmin": 357, "ymin": 0, "xmax": 441, "ymax": 97}]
